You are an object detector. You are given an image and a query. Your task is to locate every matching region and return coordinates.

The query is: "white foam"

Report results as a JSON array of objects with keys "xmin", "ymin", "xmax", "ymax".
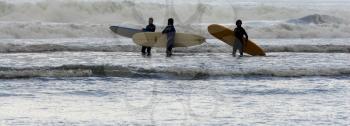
[
  {"xmin": 0, "ymin": 52, "xmax": 349, "ymax": 78},
  {"xmin": 0, "ymin": 1, "xmax": 350, "ymax": 38},
  {"xmin": 1, "ymin": 1, "xmax": 349, "ymax": 23},
  {"xmin": 288, "ymin": 14, "xmax": 349, "ymax": 25},
  {"xmin": 0, "ymin": 22, "xmax": 117, "ymax": 39},
  {"xmin": 1, "ymin": 38, "xmax": 350, "ymax": 53}
]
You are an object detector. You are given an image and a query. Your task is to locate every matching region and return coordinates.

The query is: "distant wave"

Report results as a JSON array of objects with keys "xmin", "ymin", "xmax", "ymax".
[
  {"xmin": 1, "ymin": 1, "xmax": 349, "ymax": 24},
  {"xmin": 0, "ymin": 64, "xmax": 350, "ymax": 79},
  {"xmin": 0, "ymin": 1, "xmax": 350, "ymax": 38},
  {"xmin": 1, "ymin": 20, "xmax": 350, "ymax": 39},
  {"xmin": 287, "ymin": 14, "xmax": 349, "ymax": 25},
  {"xmin": 0, "ymin": 42, "xmax": 350, "ymax": 53},
  {"xmin": 0, "ymin": 44, "xmax": 136, "ymax": 53},
  {"xmin": 0, "ymin": 22, "xmax": 115, "ymax": 39},
  {"xmin": 245, "ymin": 23, "xmax": 350, "ymax": 38}
]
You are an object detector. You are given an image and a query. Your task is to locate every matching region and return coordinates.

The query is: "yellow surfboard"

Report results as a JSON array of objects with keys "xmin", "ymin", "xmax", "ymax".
[
  {"xmin": 132, "ymin": 32, "xmax": 206, "ymax": 48},
  {"xmin": 208, "ymin": 24, "xmax": 266, "ymax": 56}
]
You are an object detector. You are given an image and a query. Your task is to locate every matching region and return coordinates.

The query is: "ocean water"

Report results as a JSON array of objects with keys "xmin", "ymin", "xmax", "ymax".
[
  {"xmin": 0, "ymin": 38, "xmax": 349, "ymax": 125},
  {"xmin": 1, "ymin": 0, "xmax": 350, "ymax": 38},
  {"xmin": 0, "ymin": 77, "xmax": 349, "ymax": 125},
  {"xmin": 0, "ymin": 0, "xmax": 350, "ymax": 126}
]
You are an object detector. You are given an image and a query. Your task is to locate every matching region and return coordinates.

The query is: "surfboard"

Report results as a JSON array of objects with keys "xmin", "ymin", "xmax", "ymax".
[
  {"xmin": 132, "ymin": 32, "xmax": 206, "ymax": 48},
  {"xmin": 208, "ymin": 24, "xmax": 266, "ymax": 56},
  {"xmin": 109, "ymin": 26, "xmax": 143, "ymax": 38}
]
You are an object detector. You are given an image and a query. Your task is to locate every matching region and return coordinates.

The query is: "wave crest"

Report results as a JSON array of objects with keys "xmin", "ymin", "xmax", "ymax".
[
  {"xmin": 288, "ymin": 14, "xmax": 349, "ymax": 24},
  {"xmin": 1, "ymin": 39, "xmax": 350, "ymax": 53},
  {"xmin": 1, "ymin": 64, "xmax": 350, "ymax": 79},
  {"xmin": 0, "ymin": 1, "xmax": 350, "ymax": 38}
]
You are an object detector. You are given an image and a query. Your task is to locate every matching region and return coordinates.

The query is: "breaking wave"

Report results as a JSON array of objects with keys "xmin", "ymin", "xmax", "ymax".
[
  {"xmin": 1, "ymin": 21, "xmax": 350, "ymax": 39},
  {"xmin": 0, "ymin": 1, "xmax": 349, "ymax": 38},
  {"xmin": 247, "ymin": 23, "xmax": 350, "ymax": 38},
  {"xmin": 0, "ymin": 22, "xmax": 115, "ymax": 39},
  {"xmin": 0, "ymin": 64, "xmax": 350, "ymax": 79},
  {"xmin": 288, "ymin": 14, "xmax": 349, "ymax": 25}
]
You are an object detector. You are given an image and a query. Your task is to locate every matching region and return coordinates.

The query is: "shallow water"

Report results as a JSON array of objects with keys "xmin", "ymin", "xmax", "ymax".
[
  {"xmin": 0, "ymin": 37, "xmax": 349, "ymax": 125},
  {"xmin": 0, "ymin": 77, "xmax": 349, "ymax": 125},
  {"xmin": 1, "ymin": 38, "xmax": 350, "ymax": 53},
  {"xmin": 0, "ymin": 52, "xmax": 349, "ymax": 78}
]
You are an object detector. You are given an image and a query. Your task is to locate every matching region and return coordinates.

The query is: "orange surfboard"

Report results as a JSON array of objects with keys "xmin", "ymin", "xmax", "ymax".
[{"xmin": 208, "ymin": 24, "xmax": 266, "ymax": 56}]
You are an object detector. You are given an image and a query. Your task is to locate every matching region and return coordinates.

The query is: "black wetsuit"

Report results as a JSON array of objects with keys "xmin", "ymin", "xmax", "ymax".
[
  {"xmin": 162, "ymin": 25, "xmax": 176, "ymax": 54},
  {"xmin": 234, "ymin": 27, "xmax": 248, "ymax": 43},
  {"xmin": 233, "ymin": 27, "xmax": 248, "ymax": 56},
  {"xmin": 142, "ymin": 24, "xmax": 156, "ymax": 54}
]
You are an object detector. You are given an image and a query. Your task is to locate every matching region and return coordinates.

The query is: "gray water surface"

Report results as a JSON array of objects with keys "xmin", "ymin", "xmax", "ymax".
[{"xmin": 0, "ymin": 77, "xmax": 349, "ymax": 125}]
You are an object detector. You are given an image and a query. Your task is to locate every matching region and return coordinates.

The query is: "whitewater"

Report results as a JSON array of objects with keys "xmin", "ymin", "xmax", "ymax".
[{"xmin": 0, "ymin": 0, "xmax": 349, "ymax": 125}]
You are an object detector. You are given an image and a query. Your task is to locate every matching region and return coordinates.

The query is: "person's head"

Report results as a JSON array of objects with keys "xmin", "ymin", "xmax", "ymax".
[
  {"xmin": 236, "ymin": 19, "xmax": 242, "ymax": 27},
  {"xmin": 149, "ymin": 18, "xmax": 153, "ymax": 24},
  {"xmin": 168, "ymin": 18, "xmax": 174, "ymax": 25}
]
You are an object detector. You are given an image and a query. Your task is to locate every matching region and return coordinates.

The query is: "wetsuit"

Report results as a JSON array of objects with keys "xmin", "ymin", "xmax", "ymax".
[
  {"xmin": 142, "ymin": 24, "xmax": 156, "ymax": 54},
  {"xmin": 162, "ymin": 25, "xmax": 176, "ymax": 56},
  {"xmin": 233, "ymin": 27, "xmax": 248, "ymax": 56}
]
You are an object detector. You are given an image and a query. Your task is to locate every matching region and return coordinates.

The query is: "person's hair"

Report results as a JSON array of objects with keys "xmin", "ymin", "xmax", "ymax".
[
  {"xmin": 149, "ymin": 17, "xmax": 153, "ymax": 21},
  {"xmin": 236, "ymin": 19, "xmax": 242, "ymax": 25},
  {"xmin": 168, "ymin": 18, "xmax": 174, "ymax": 25}
]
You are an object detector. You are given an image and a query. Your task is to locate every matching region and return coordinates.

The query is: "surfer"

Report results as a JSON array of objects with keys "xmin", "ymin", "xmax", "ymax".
[
  {"xmin": 233, "ymin": 19, "xmax": 248, "ymax": 57},
  {"xmin": 141, "ymin": 18, "xmax": 156, "ymax": 56},
  {"xmin": 162, "ymin": 18, "xmax": 176, "ymax": 57}
]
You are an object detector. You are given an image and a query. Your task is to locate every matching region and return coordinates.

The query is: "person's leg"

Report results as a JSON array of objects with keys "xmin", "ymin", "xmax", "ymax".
[
  {"xmin": 232, "ymin": 47, "xmax": 237, "ymax": 57},
  {"xmin": 232, "ymin": 39, "xmax": 239, "ymax": 57},
  {"xmin": 166, "ymin": 47, "xmax": 171, "ymax": 57},
  {"xmin": 167, "ymin": 46, "xmax": 173, "ymax": 57},
  {"xmin": 141, "ymin": 46, "xmax": 146, "ymax": 55},
  {"xmin": 147, "ymin": 47, "xmax": 152, "ymax": 56},
  {"xmin": 238, "ymin": 41, "xmax": 243, "ymax": 57},
  {"xmin": 166, "ymin": 34, "xmax": 175, "ymax": 57},
  {"xmin": 169, "ymin": 42, "xmax": 174, "ymax": 56},
  {"xmin": 166, "ymin": 44, "xmax": 171, "ymax": 57},
  {"xmin": 166, "ymin": 45, "xmax": 173, "ymax": 57},
  {"xmin": 169, "ymin": 47, "xmax": 173, "ymax": 55}
]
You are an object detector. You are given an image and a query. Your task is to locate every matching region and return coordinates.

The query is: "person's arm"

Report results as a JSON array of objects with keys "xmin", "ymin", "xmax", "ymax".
[
  {"xmin": 243, "ymin": 29, "xmax": 248, "ymax": 40},
  {"xmin": 170, "ymin": 27, "xmax": 175, "ymax": 33},
  {"xmin": 233, "ymin": 28, "xmax": 238, "ymax": 37},
  {"xmin": 162, "ymin": 26, "xmax": 168, "ymax": 34},
  {"xmin": 152, "ymin": 25, "xmax": 156, "ymax": 32},
  {"xmin": 144, "ymin": 25, "xmax": 150, "ymax": 32}
]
